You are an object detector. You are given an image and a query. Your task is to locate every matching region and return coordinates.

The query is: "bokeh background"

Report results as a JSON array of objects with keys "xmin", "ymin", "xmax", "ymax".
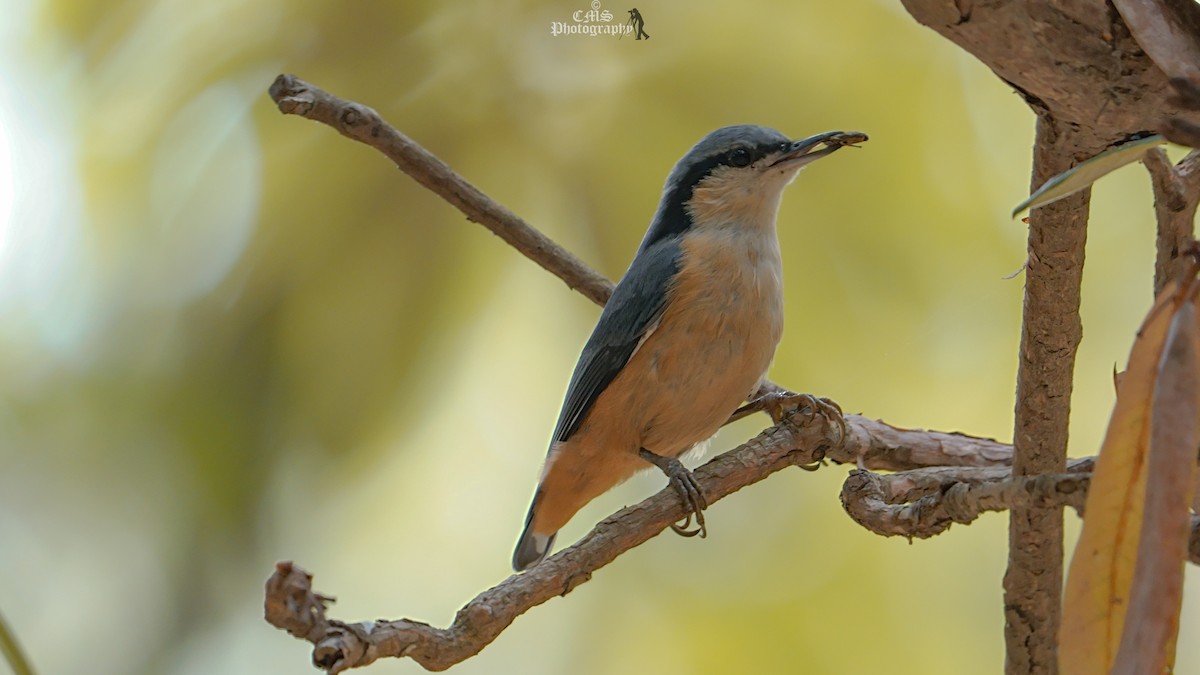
[{"xmin": 0, "ymin": 0, "xmax": 1196, "ymax": 673}]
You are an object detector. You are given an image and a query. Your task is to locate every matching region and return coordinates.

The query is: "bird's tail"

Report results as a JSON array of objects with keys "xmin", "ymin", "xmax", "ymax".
[{"xmin": 513, "ymin": 491, "xmax": 557, "ymax": 571}]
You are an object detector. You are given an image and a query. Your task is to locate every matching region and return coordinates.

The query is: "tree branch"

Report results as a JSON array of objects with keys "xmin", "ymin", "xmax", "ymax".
[
  {"xmin": 263, "ymin": 393, "xmax": 1025, "ymax": 672},
  {"xmin": 260, "ymin": 401, "xmax": 1012, "ymax": 667},
  {"xmin": 841, "ymin": 458, "xmax": 1094, "ymax": 537},
  {"xmin": 268, "ymin": 430, "xmax": 1196, "ymax": 675},
  {"xmin": 840, "ymin": 460, "xmax": 1200, "ymax": 569},
  {"xmin": 267, "ymin": 74, "xmax": 614, "ymax": 306},
  {"xmin": 898, "ymin": 0, "xmax": 1183, "ymax": 141},
  {"xmin": 835, "ymin": 415, "xmax": 1012, "ymax": 471},
  {"xmin": 841, "ymin": 464, "xmax": 1200, "ymax": 569},
  {"xmin": 841, "ymin": 469, "xmax": 1091, "ymax": 539},
  {"xmin": 1144, "ymin": 147, "xmax": 1200, "ymax": 296},
  {"xmin": 266, "ymin": 400, "xmax": 843, "ymax": 673},
  {"xmin": 1004, "ymin": 118, "xmax": 1098, "ymax": 675}
]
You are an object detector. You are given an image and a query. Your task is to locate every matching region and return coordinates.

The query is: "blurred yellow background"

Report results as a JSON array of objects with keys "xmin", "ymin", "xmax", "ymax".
[{"xmin": 0, "ymin": 0, "xmax": 1196, "ymax": 673}]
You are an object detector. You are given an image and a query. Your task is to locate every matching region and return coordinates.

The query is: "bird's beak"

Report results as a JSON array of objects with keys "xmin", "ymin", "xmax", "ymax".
[{"xmin": 770, "ymin": 130, "xmax": 868, "ymax": 170}]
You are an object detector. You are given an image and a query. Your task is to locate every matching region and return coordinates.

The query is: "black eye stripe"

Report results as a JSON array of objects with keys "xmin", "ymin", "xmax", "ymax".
[
  {"xmin": 639, "ymin": 134, "xmax": 791, "ymax": 250},
  {"xmin": 723, "ymin": 141, "xmax": 789, "ymax": 168}
]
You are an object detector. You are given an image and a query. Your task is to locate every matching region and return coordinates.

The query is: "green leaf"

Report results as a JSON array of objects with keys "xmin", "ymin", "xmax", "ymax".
[{"xmin": 1012, "ymin": 134, "xmax": 1167, "ymax": 218}]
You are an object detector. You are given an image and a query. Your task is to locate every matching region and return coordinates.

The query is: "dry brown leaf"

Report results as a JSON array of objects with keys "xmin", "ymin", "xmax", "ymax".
[
  {"xmin": 1112, "ymin": 285, "xmax": 1200, "ymax": 674},
  {"xmin": 1059, "ymin": 282, "xmax": 1178, "ymax": 674}
]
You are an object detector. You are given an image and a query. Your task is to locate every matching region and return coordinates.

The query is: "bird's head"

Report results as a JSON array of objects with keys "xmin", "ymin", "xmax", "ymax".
[{"xmin": 642, "ymin": 125, "xmax": 866, "ymax": 249}]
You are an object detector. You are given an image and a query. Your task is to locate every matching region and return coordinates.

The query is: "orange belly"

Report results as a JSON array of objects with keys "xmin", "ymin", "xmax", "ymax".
[{"xmin": 531, "ymin": 227, "xmax": 784, "ymax": 535}]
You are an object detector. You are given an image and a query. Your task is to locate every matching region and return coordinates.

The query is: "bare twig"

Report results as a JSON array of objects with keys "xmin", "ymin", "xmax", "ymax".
[
  {"xmin": 266, "ymin": 400, "xmax": 844, "ymax": 673},
  {"xmin": 1144, "ymin": 147, "xmax": 1200, "ymax": 296},
  {"xmin": 268, "ymin": 74, "xmax": 614, "ymax": 306},
  {"xmin": 836, "ymin": 415, "xmax": 1012, "ymax": 471},
  {"xmin": 262, "ymin": 391, "xmax": 1023, "ymax": 672},
  {"xmin": 743, "ymin": 386, "xmax": 1014, "ymax": 470},
  {"xmin": 263, "ymin": 408, "xmax": 1022, "ymax": 669},
  {"xmin": 841, "ymin": 469, "xmax": 1091, "ymax": 539}
]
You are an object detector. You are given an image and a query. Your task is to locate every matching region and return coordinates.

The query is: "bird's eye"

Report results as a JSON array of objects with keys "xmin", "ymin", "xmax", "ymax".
[{"xmin": 727, "ymin": 148, "xmax": 752, "ymax": 167}]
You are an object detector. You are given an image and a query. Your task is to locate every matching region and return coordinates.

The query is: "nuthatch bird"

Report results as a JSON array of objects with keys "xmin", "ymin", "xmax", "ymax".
[{"xmin": 513, "ymin": 125, "xmax": 866, "ymax": 571}]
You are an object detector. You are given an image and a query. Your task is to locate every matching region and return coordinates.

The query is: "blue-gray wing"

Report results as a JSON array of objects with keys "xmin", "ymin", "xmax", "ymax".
[{"xmin": 551, "ymin": 239, "xmax": 682, "ymax": 443}]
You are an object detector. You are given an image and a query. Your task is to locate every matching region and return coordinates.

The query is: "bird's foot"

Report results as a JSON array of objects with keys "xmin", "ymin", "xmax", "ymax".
[
  {"xmin": 730, "ymin": 388, "xmax": 803, "ymax": 425},
  {"xmin": 799, "ymin": 393, "xmax": 847, "ymax": 440},
  {"xmin": 639, "ymin": 448, "xmax": 708, "ymax": 538},
  {"xmin": 733, "ymin": 389, "xmax": 843, "ymax": 427},
  {"xmin": 731, "ymin": 390, "xmax": 848, "ymax": 469}
]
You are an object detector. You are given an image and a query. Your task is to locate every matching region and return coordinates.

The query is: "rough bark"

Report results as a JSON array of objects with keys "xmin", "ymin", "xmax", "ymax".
[
  {"xmin": 841, "ymin": 465, "xmax": 1092, "ymax": 539},
  {"xmin": 1144, "ymin": 148, "xmax": 1200, "ymax": 295},
  {"xmin": 899, "ymin": 0, "xmax": 1188, "ymax": 142}
]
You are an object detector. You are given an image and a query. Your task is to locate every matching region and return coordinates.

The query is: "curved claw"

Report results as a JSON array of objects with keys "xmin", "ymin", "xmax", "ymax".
[
  {"xmin": 670, "ymin": 517, "xmax": 704, "ymax": 537},
  {"xmin": 798, "ymin": 459, "xmax": 827, "ymax": 472},
  {"xmin": 669, "ymin": 511, "xmax": 693, "ymax": 534},
  {"xmin": 639, "ymin": 448, "xmax": 708, "ymax": 539},
  {"xmin": 810, "ymin": 396, "xmax": 848, "ymax": 444}
]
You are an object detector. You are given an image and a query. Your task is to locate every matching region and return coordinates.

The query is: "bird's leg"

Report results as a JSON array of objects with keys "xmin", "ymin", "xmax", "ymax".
[
  {"xmin": 639, "ymin": 448, "xmax": 707, "ymax": 538},
  {"xmin": 729, "ymin": 391, "xmax": 847, "ymax": 471}
]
